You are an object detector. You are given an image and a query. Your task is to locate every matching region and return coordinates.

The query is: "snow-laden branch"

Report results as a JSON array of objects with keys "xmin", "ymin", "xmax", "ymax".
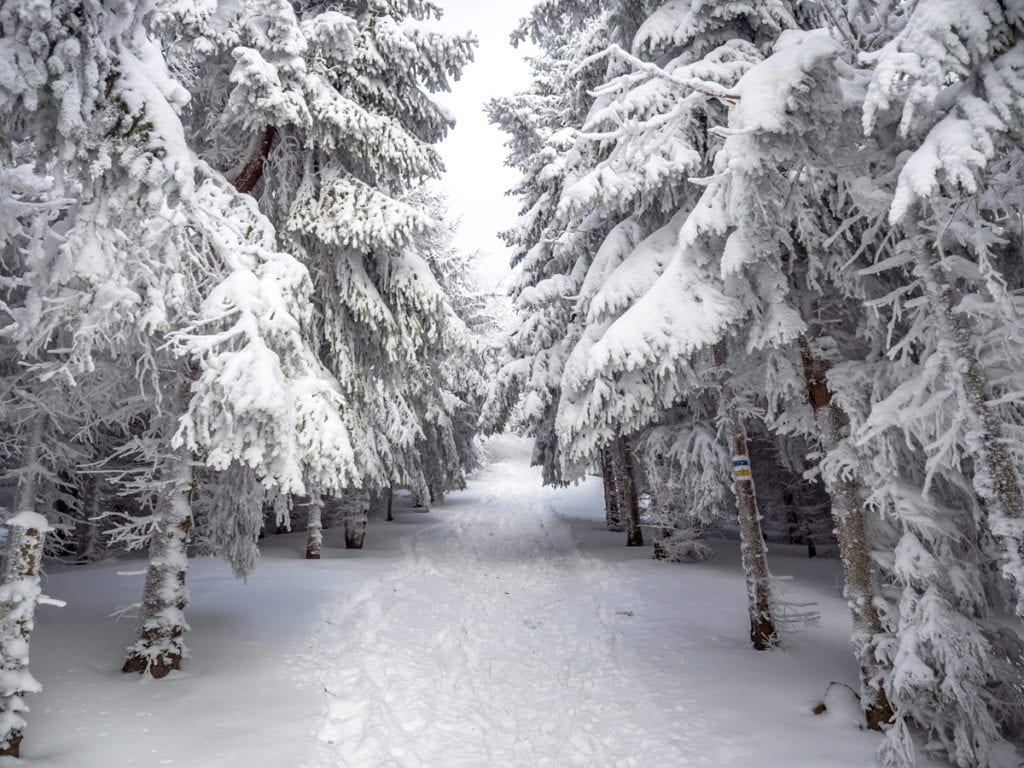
[{"xmin": 579, "ymin": 44, "xmax": 740, "ymax": 105}]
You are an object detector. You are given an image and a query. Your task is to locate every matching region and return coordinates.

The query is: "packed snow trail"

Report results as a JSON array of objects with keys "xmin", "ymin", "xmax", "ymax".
[{"xmin": 300, "ymin": 436, "xmax": 717, "ymax": 768}]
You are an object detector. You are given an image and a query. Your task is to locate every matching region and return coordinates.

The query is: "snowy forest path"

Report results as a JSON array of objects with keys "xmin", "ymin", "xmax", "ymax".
[{"xmin": 300, "ymin": 435, "xmax": 715, "ymax": 768}]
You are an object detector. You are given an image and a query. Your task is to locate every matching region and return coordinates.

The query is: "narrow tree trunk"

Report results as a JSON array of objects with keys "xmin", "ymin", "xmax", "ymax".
[
  {"xmin": 123, "ymin": 443, "xmax": 194, "ymax": 678},
  {"xmin": 342, "ymin": 488, "xmax": 370, "ymax": 549},
  {"xmin": 713, "ymin": 343, "xmax": 777, "ymax": 650},
  {"xmin": 917, "ymin": 246, "xmax": 1024, "ymax": 618},
  {"xmin": 386, "ymin": 487, "xmax": 394, "ymax": 522},
  {"xmin": 232, "ymin": 125, "xmax": 276, "ymax": 194},
  {"xmin": 369, "ymin": 490, "xmax": 391, "ymax": 522},
  {"xmin": 0, "ymin": 418, "xmax": 50, "ymax": 758},
  {"xmin": 614, "ymin": 437, "xmax": 644, "ymax": 547},
  {"xmin": 74, "ymin": 475, "xmax": 102, "ymax": 564},
  {"xmin": 783, "ymin": 483, "xmax": 818, "ymax": 559},
  {"xmin": 801, "ymin": 340, "xmax": 894, "ymax": 730},
  {"xmin": 725, "ymin": 409, "xmax": 778, "ymax": 650},
  {"xmin": 601, "ymin": 447, "xmax": 624, "ymax": 532},
  {"xmin": 304, "ymin": 490, "xmax": 323, "ymax": 560}
]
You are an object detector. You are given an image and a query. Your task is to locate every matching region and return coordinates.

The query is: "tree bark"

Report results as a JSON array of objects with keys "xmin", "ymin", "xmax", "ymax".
[
  {"xmin": 714, "ymin": 343, "xmax": 777, "ymax": 650},
  {"xmin": 342, "ymin": 488, "xmax": 370, "ymax": 549},
  {"xmin": 725, "ymin": 409, "xmax": 778, "ymax": 650},
  {"xmin": 74, "ymin": 475, "xmax": 102, "ymax": 564},
  {"xmin": 601, "ymin": 446, "xmax": 625, "ymax": 532},
  {"xmin": 304, "ymin": 490, "xmax": 323, "ymax": 560},
  {"xmin": 123, "ymin": 442, "xmax": 194, "ymax": 678},
  {"xmin": 369, "ymin": 490, "xmax": 391, "ymax": 522},
  {"xmin": 614, "ymin": 437, "xmax": 644, "ymax": 547},
  {"xmin": 800, "ymin": 340, "xmax": 893, "ymax": 730},
  {"xmin": 0, "ymin": 418, "xmax": 50, "ymax": 758},
  {"xmin": 232, "ymin": 125, "xmax": 276, "ymax": 194}
]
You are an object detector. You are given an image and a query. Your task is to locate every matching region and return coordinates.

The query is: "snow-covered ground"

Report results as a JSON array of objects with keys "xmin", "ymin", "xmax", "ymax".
[{"xmin": 8, "ymin": 435, "xmax": 927, "ymax": 767}]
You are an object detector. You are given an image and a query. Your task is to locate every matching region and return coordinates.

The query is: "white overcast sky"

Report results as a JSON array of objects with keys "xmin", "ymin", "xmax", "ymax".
[{"xmin": 431, "ymin": 0, "xmax": 538, "ymax": 284}]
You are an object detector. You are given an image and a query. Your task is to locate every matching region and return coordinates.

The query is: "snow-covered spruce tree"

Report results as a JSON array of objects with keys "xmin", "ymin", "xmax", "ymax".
[
  {"xmin": 846, "ymin": 359, "xmax": 1024, "ymax": 767},
  {"xmin": 0, "ymin": 434, "xmax": 56, "ymax": 759},
  {"xmin": 0, "ymin": 162, "xmax": 72, "ymax": 757},
  {"xmin": 523, "ymin": 2, "xmax": 811, "ymax": 647},
  {"xmin": 484, "ymin": 2, "xmax": 627, "ymax": 491},
  {"xmin": 664, "ymin": 26, "xmax": 903, "ymax": 709},
  {"xmin": 822, "ymin": 1, "xmax": 1024, "ymax": 760},
  {"xmin": 862, "ymin": 0, "xmax": 1024, "ymax": 621},
  {"xmin": 819, "ymin": 3, "xmax": 1024, "ymax": 761},
  {"xmin": 405, "ymin": 189, "xmax": 489, "ymax": 501},
  {"xmin": 636, "ymin": 399, "xmax": 727, "ymax": 562},
  {"xmin": 0, "ymin": 0, "xmax": 360, "ymax": 681},
  {"xmin": 548, "ymin": 0, "xmax": 799, "ymax": 565},
  {"xmin": 559, "ymin": 12, "xmax": 907, "ymax": 704},
  {"xmin": 177, "ymin": 0, "xmax": 477, "ymax": 546}
]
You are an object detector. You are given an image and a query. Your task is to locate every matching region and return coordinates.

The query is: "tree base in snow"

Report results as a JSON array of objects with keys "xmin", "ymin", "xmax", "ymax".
[
  {"xmin": 344, "ymin": 526, "xmax": 366, "ymax": 549},
  {"xmin": 0, "ymin": 731, "xmax": 23, "ymax": 758},
  {"xmin": 750, "ymin": 616, "xmax": 778, "ymax": 651},
  {"xmin": 812, "ymin": 682, "xmax": 868, "ymax": 728},
  {"xmin": 122, "ymin": 650, "xmax": 182, "ymax": 679}
]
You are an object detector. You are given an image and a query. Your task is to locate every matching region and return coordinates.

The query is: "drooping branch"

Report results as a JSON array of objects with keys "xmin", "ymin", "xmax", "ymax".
[
  {"xmin": 232, "ymin": 126, "xmax": 277, "ymax": 195},
  {"xmin": 581, "ymin": 44, "xmax": 740, "ymax": 105}
]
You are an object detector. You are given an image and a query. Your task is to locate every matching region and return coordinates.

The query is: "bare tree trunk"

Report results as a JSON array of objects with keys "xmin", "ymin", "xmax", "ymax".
[
  {"xmin": 614, "ymin": 437, "xmax": 644, "ymax": 547},
  {"xmin": 724, "ymin": 408, "xmax": 778, "ymax": 650},
  {"xmin": 0, "ymin": 417, "xmax": 51, "ymax": 758},
  {"xmin": 386, "ymin": 487, "xmax": 394, "ymax": 522},
  {"xmin": 304, "ymin": 490, "xmax": 323, "ymax": 560},
  {"xmin": 917, "ymin": 246, "xmax": 1024, "ymax": 618},
  {"xmin": 123, "ymin": 442, "xmax": 194, "ymax": 678},
  {"xmin": 342, "ymin": 488, "xmax": 370, "ymax": 549},
  {"xmin": 801, "ymin": 340, "xmax": 893, "ymax": 730},
  {"xmin": 601, "ymin": 446, "xmax": 624, "ymax": 532}
]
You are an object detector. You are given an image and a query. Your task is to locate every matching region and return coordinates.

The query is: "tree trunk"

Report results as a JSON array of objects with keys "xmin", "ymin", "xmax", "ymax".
[
  {"xmin": 782, "ymin": 488, "xmax": 816, "ymax": 558},
  {"xmin": 614, "ymin": 437, "xmax": 644, "ymax": 546},
  {"xmin": 369, "ymin": 490, "xmax": 391, "ymax": 522},
  {"xmin": 725, "ymin": 408, "xmax": 778, "ymax": 650},
  {"xmin": 232, "ymin": 125, "xmax": 276, "ymax": 194},
  {"xmin": 0, "ymin": 418, "xmax": 50, "ymax": 758},
  {"xmin": 342, "ymin": 488, "xmax": 370, "ymax": 549},
  {"xmin": 601, "ymin": 446, "xmax": 624, "ymax": 532},
  {"xmin": 917, "ymin": 246, "xmax": 1024, "ymax": 619},
  {"xmin": 800, "ymin": 340, "xmax": 893, "ymax": 730},
  {"xmin": 304, "ymin": 490, "xmax": 323, "ymax": 560},
  {"xmin": 74, "ymin": 475, "xmax": 102, "ymax": 564},
  {"xmin": 123, "ymin": 443, "xmax": 194, "ymax": 678},
  {"xmin": 712, "ymin": 342, "xmax": 777, "ymax": 650},
  {"xmin": 386, "ymin": 487, "xmax": 394, "ymax": 522}
]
